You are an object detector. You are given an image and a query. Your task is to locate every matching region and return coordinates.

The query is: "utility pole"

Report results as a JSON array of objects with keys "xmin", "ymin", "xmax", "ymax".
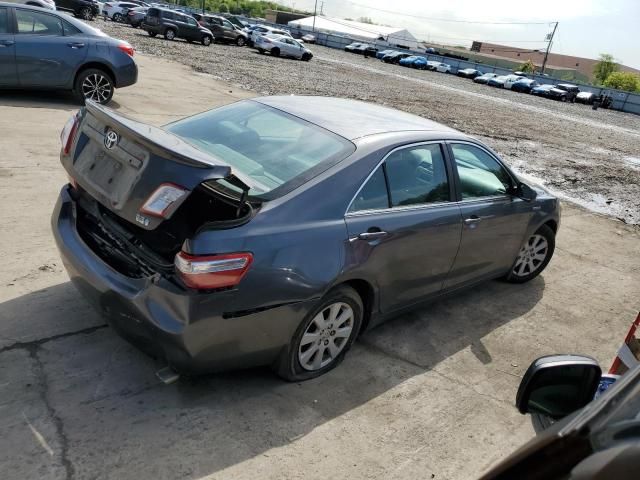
[
  {"xmin": 541, "ymin": 22, "xmax": 558, "ymax": 75},
  {"xmin": 312, "ymin": 0, "xmax": 318, "ymax": 32}
]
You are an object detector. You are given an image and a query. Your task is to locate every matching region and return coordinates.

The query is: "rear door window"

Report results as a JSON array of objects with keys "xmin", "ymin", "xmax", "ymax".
[
  {"xmin": 349, "ymin": 143, "xmax": 450, "ymax": 213},
  {"xmin": 0, "ymin": 7, "xmax": 9, "ymax": 34},
  {"xmin": 385, "ymin": 144, "xmax": 450, "ymax": 206},
  {"xmin": 16, "ymin": 9, "xmax": 63, "ymax": 36},
  {"xmin": 63, "ymin": 21, "xmax": 83, "ymax": 36}
]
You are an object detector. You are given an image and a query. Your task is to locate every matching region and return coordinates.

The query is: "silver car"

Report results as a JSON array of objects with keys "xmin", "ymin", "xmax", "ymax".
[
  {"xmin": 255, "ymin": 34, "xmax": 313, "ymax": 61},
  {"xmin": 5, "ymin": 0, "xmax": 55, "ymax": 9}
]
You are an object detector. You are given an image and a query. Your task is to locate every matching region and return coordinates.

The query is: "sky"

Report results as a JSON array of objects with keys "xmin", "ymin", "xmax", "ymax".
[{"xmin": 286, "ymin": 0, "xmax": 640, "ymax": 69}]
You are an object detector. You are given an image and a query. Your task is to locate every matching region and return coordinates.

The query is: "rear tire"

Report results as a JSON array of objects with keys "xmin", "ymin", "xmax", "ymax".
[
  {"xmin": 275, "ymin": 285, "xmax": 363, "ymax": 381},
  {"xmin": 148, "ymin": 31, "xmax": 157, "ymax": 37},
  {"xmin": 112, "ymin": 13, "xmax": 123, "ymax": 23},
  {"xmin": 505, "ymin": 225, "xmax": 555, "ymax": 283},
  {"xmin": 271, "ymin": 47, "xmax": 280, "ymax": 57},
  {"xmin": 164, "ymin": 29, "xmax": 176, "ymax": 41},
  {"xmin": 257, "ymin": 48, "xmax": 264, "ymax": 54},
  {"xmin": 74, "ymin": 68, "xmax": 114, "ymax": 105}
]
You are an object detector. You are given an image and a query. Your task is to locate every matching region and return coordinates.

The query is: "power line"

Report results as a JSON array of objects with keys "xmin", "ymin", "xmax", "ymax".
[{"xmin": 339, "ymin": 0, "xmax": 551, "ymax": 25}]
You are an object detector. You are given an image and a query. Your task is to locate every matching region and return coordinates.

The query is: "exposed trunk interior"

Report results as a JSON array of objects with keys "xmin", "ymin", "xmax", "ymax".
[{"xmin": 74, "ymin": 183, "xmax": 254, "ymax": 279}]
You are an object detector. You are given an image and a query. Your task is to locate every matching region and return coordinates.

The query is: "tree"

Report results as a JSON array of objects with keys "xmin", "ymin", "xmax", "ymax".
[
  {"xmin": 593, "ymin": 53, "xmax": 619, "ymax": 84},
  {"xmin": 603, "ymin": 71, "xmax": 640, "ymax": 92},
  {"xmin": 358, "ymin": 16, "xmax": 374, "ymax": 24},
  {"xmin": 518, "ymin": 59, "xmax": 535, "ymax": 74},
  {"xmin": 218, "ymin": 2, "xmax": 229, "ymax": 12}
]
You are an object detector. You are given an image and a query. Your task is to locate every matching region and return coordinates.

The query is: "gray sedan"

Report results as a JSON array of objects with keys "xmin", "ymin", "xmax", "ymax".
[
  {"xmin": 0, "ymin": 2, "xmax": 137, "ymax": 103},
  {"xmin": 53, "ymin": 96, "xmax": 559, "ymax": 381}
]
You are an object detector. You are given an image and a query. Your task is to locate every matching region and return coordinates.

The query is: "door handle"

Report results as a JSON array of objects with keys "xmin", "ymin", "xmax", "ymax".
[
  {"xmin": 67, "ymin": 42, "xmax": 86, "ymax": 49},
  {"xmin": 0, "ymin": 40, "xmax": 14, "ymax": 47},
  {"xmin": 464, "ymin": 216, "xmax": 482, "ymax": 225},
  {"xmin": 357, "ymin": 231, "xmax": 388, "ymax": 240}
]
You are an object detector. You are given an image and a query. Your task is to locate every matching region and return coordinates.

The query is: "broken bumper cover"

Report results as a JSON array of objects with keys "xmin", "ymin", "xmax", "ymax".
[{"xmin": 51, "ymin": 186, "xmax": 313, "ymax": 374}]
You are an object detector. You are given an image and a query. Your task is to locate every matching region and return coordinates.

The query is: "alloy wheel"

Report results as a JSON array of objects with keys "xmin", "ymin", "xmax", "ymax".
[
  {"xmin": 298, "ymin": 302, "xmax": 354, "ymax": 371},
  {"xmin": 80, "ymin": 7, "xmax": 92, "ymax": 20},
  {"xmin": 81, "ymin": 73, "xmax": 112, "ymax": 103},
  {"xmin": 512, "ymin": 234, "xmax": 548, "ymax": 278}
]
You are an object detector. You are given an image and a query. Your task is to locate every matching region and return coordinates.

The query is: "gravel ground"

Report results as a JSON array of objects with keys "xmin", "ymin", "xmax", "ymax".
[{"xmin": 99, "ymin": 20, "xmax": 640, "ymax": 224}]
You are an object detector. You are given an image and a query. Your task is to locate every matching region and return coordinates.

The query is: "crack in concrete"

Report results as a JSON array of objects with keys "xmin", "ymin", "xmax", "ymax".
[
  {"xmin": 26, "ymin": 345, "xmax": 75, "ymax": 480},
  {"xmin": 0, "ymin": 324, "xmax": 107, "ymax": 355}
]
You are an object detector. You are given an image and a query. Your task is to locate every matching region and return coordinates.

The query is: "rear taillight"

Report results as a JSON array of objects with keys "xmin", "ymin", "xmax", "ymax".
[
  {"xmin": 60, "ymin": 112, "xmax": 80, "ymax": 155},
  {"xmin": 175, "ymin": 252, "xmax": 253, "ymax": 289},
  {"xmin": 140, "ymin": 183, "xmax": 188, "ymax": 218},
  {"xmin": 118, "ymin": 42, "xmax": 135, "ymax": 57}
]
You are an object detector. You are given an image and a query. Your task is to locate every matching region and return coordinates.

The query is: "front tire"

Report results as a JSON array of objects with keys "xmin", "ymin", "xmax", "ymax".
[
  {"xmin": 271, "ymin": 47, "xmax": 280, "ymax": 57},
  {"xmin": 112, "ymin": 13, "xmax": 123, "ymax": 23},
  {"xmin": 301, "ymin": 52, "xmax": 311, "ymax": 61},
  {"xmin": 505, "ymin": 225, "xmax": 555, "ymax": 283},
  {"xmin": 275, "ymin": 285, "xmax": 363, "ymax": 381},
  {"xmin": 236, "ymin": 36, "xmax": 245, "ymax": 46},
  {"xmin": 74, "ymin": 68, "xmax": 114, "ymax": 105},
  {"xmin": 202, "ymin": 35, "xmax": 212, "ymax": 46}
]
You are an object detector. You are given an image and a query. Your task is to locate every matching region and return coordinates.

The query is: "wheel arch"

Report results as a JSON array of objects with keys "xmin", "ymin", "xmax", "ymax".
[
  {"xmin": 73, "ymin": 62, "xmax": 116, "ymax": 90},
  {"xmin": 331, "ymin": 278, "xmax": 377, "ymax": 335},
  {"xmin": 542, "ymin": 219, "xmax": 558, "ymax": 234}
]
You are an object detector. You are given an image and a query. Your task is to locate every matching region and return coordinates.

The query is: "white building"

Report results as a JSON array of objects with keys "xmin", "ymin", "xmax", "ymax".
[{"xmin": 287, "ymin": 16, "xmax": 420, "ymax": 50}]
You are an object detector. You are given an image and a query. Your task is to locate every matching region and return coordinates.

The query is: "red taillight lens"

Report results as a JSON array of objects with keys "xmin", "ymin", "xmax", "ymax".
[
  {"xmin": 175, "ymin": 252, "xmax": 253, "ymax": 289},
  {"xmin": 140, "ymin": 183, "xmax": 188, "ymax": 218},
  {"xmin": 60, "ymin": 112, "xmax": 80, "ymax": 155},
  {"xmin": 118, "ymin": 42, "xmax": 135, "ymax": 57}
]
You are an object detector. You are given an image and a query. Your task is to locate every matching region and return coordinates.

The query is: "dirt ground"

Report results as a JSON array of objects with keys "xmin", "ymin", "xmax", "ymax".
[
  {"xmin": 0, "ymin": 54, "xmax": 639, "ymax": 480},
  {"xmin": 96, "ymin": 20, "xmax": 640, "ymax": 225}
]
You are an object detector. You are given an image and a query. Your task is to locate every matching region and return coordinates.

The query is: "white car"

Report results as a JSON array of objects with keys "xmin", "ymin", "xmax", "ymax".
[
  {"xmin": 425, "ymin": 61, "xmax": 441, "ymax": 71},
  {"xmin": 249, "ymin": 25, "xmax": 291, "ymax": 45},
  {"xmin": 254, "ymin": 34, "xmax": 313, "ymax": 61},
  {"xmin": 103, "ymin": 1, "xmax": 144, "ymax": 22},
  {"xmin": 435, "ymin": 63, "xmax": 452, "ymax": 73},
  {"xmin": 504, "ymin": 75, "xmax": 526, "ymax": 89},
  {"xmin": 5, "ymin": 0, "xmax": 55, "ymax": 9}
]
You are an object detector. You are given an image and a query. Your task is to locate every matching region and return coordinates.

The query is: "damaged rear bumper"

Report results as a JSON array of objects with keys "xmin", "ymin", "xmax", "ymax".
[{"xmin": 51, "ymin": 186, "xmax": 313, "ymax": 374}]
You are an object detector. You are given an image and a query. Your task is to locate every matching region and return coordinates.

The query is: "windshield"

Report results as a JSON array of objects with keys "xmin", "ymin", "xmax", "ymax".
[{"xmin": 165, "ymin": 101, "xmax": 355, "ymax": 198}]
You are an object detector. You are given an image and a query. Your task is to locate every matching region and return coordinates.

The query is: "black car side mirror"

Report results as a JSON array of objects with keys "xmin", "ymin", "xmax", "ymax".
[
  {"xmin": 510, "ymin": 182, "xmax": 537, "ymax": 202},
  {"xmin": 516, "ymin": 355, "xmax": 601, "ymax": 419}
]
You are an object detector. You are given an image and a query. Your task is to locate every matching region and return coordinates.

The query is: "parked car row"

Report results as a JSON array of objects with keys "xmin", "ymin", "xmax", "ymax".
[{"xmin": 342, "ymin": 42, "xmax": 608, "ymax": 108}]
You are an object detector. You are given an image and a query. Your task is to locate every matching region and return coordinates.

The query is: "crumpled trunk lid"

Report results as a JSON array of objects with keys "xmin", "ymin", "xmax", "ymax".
[{"xmin": 62, "ymin": 101, "xmax": 250, "ymax": 231}]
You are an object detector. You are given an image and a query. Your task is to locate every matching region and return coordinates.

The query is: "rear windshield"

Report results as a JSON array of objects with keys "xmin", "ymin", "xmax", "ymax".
[{"xmin": 165, "ymin": 101, "xmax": 355, "ymax": 199}]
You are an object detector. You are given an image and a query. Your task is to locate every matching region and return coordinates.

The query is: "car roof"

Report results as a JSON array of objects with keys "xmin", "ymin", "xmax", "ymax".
[{"xmin": 253, "ymin": 96, "xmax": 459, "ymax": 140}]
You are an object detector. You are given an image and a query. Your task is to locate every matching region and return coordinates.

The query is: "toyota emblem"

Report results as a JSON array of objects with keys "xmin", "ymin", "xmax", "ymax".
[{"xmin": 104, "ymin": 130, "xmax": 119, "ymax": 150}]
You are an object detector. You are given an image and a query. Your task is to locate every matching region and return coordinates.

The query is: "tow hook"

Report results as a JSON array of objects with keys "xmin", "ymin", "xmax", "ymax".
[{"xmin": 155, "ymin": 366, "xmax": 180, "ymax": 385}]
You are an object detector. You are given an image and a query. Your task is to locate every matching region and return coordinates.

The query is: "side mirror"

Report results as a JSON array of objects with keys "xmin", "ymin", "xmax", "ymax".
[
  {"xmin": 516, "ymin": 355, "xmax": 601, "ymax": 419},
  {"xmin": 511, "ymin": 182, "xmax": 537, "ymax": 202}
]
